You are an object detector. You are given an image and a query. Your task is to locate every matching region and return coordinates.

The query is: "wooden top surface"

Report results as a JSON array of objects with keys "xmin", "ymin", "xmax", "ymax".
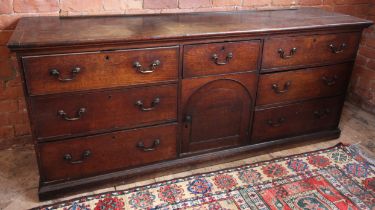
[{"xmin": 7, "ymin": 8, "xmax": 372, "ymax": 49}]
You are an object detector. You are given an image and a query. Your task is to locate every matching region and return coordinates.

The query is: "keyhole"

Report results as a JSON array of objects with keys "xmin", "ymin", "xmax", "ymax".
[
  {"xmin": 221, "ymin": 46, "xmax": 225, "ymax": 51},
  {"xmin": 105, "ymin": 55, "xmax": 110, "ymax": 60},
  {"xmin": 108, "ymin": 95, "xmax": 112, "ymax": 99}
]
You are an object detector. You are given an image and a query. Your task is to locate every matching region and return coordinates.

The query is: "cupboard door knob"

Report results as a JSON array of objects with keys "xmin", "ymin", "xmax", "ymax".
[
  {"xmin": 58, "ymin": 107, "xmax": 86, "ymax": 121},
  {"xmin": 63, "ymin": 150, "xmax": 91, "ymax": 164},
  {"xmin": 137, "ymin": 139, "xmax": 160, "ymax": 152},
  {"xmin": 272, "ymin": 81, "xmax": 291, "ymax": 94},
  {"xmin": 329, "ymin": 43, "xmax": 347, "ymax": 54},
  {"xmin": 278, "ymin": 47, "xmax": 297, "ymax": 59},
  {"xmin": 135, "ymin": 97, "xmax": 160, "ymax": 111},
  {"xmin": 267, "ymin": 117, "xmax": 286, "ymax": 127},
  {"xmin": 314, "ymin": 108, "xmax": 331, "ymax": 119},
  {"xmin": 133, "ymin": 60, "xmax": 161, "ymax": 74},
  {"xmin": 322, "ymin": 75, "xmax": 338, "ymax": 86},
  {"xmin": 50, "ymin": 67, "xmax": 81, "ymax": 82},
  {"xmin": 211, "ymin": 52, "xmax": 233, "ymax": 65}
]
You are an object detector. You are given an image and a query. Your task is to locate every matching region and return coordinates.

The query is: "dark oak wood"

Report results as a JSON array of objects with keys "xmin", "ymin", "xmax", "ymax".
[
  {"xmin": 252, "ymin": 96, "xmax": 344, "ymax": 142},
  {"xmin": 181, "ymin": 73, "xmax": 257, "ymax": 154},
  {"xmin": 262, "ymin": 32, "xmax": 361, "ymax": 71},
  {"xmin": 256, "ymin": 63, "xmax": 353, "ymax": 106},
  {"xmin": 6, "ymin": 8, "xmax": 371, "ymax": 200},
  {"xmin": 183, "ymin": 41, "xmax": 260, "ymax": 77},
  {"xmin": 30, "ymin": 84, "xmax": 177, "ymax": 141},
  {"xmin": 39, "ymin": 123, "xmax": 177, "ymax": 182},
  {"xmin": 22, "ymin": 46, "xmax": 179, "ymax": 95},
  {"xmin": 7, "ymin": 8, "xmax": 371, "ymax": 49}
]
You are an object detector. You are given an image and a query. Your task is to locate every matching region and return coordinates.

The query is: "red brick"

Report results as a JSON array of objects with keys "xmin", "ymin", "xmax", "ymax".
[
  {"xmin": 14, "ymin": 123, "xmax": 31, "ymax": 136},
  {"xmin": 299, "ymin": 0, "xmax": 322, "ymax": 6},
  {"xmin": 60, "ymin": 0, "xmax": 103, "ymax": 12},
  {"xmin": 212, "ymin": 0, "xmax": 241, "ymax": 6},
  {"xmin": 355, "ymin": 55, "xmax": 368, "ymax": 66},
  {"xmin": 144, "ymin": 0, "xmax": 178, "ymax": 9},
  {"xmin": 179, "ymin": 0, "xmax": 211, "ymax": 8},
  {"xmin": 0, "ymin": 125, "xmax": 14, "ymax": 139},
  {"xmin": 18, "ymin": 97, "xmax": 27, "ymax": 112},
  {"xmin": 368, "ymin": 6, "xmax": 375, "ymax": 16},
  {"xmin": 365, "ymin": 37, "xmax": 375, "ymax": 49},
  {"xmin": 13, "ymin": 0, "xmax": 59, "ymax": 13},
  {"xmin": 0, "ymin": 85, "xmax": 23, "ymax": 100},
  {"xmin": 0, "ymin": 114, "xmax": 10, "ymax": 126},
  {"xmin": 0, "ymin": 15, "xmax": 21, "ymax": 30},
  {"xmin": 125, "ymin": 0, "xmax": 143, "ymax": 10},
  {"xmin": 0, "ymin": 59, "xmax": 14, "ymax": 80},
  {"xmin": 366, "ymin": 59, "xmax": 375, "ymax": 70},
  {"xmin": 334, "ymin": 0, "xmax": 369, "ymax": 4},
  {"xmin": 272, "ymin": 0, "xmax": 296, "ymax": 6},
  {"xmin": 243, "ymin": 0, "xmax": 270, "ymax": 7},
  {"xmin": 8, "ymin": 112, "xmax": 29, "ymax": 124},
  {"xmin": 333, "ymin": 4, "xmax": 369, "ymax": 18},
  {"xmin": 0, "ymin": 30, "xmax": 12, "ymax": 45},
  {"xmin": 0, "ymin": 99, "xmax": 18, "ymax": 113},
  {"xmin": 359, "ymin": 46, "xmax": 375, "ymax": 59},
  {"xmin": 0, "ymin": 0, "xmax": 13, "ymax": 14},
  {"xmin": 103, "ymin": 0, "xmax": 127, "ymax": 11}
]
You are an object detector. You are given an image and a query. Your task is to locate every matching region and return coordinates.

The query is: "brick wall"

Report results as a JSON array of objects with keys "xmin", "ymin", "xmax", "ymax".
[{"xmin": 0, "ymin": 0, "xmax": 374, "ymax": 149}]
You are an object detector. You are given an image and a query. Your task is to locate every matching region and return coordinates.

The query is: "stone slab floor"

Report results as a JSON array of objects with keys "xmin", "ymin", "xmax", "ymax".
[{"xmin": 0, "ymin": 102, "xmax": 374, "ymax": 209}]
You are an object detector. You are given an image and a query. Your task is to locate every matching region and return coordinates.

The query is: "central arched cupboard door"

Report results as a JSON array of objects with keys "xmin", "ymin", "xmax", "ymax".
[{"xmin": 180, "ymin": 73, "xmax": 257, "ymax": 155}]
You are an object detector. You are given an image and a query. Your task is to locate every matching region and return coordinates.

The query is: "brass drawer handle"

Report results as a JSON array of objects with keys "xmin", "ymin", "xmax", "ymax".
[
  {"xmin": 322, "ymin": 75, "xmax": 338, "ymax": 86},
  {"xmin": 58, "ymin": 108, "xmax": 86, "ymax": 121},
  {"xmin": 211, "ymin": 52, "xmax": 233, "ymax": 65},
  {"xmin": 135, "ymin": 97, "xmax": 160, "ymax": 111},
  {"xmin": 63, "ymin": 150, "xmax": 91, "ymax": 164},
  {"xmin": 133, "ymin": 60, "xmax": 161, "ymax": 74},
  {"xmin": 278, "ymin": 47, "xmax": 297, "ymax": 59},
  {"xmin": 329, "ymin": 43, "xmax": 347, "ymax": 54},
  {"xmin": 267, "ymin": 117, "xmax": 286, "ymax": 127},
  {"xmin": 272, "ymin": 81, "xmax": 291, "ymax": 94},
  {"xmin": 50, "ymin": 67, "xmax": 81, "ymax": 82},
  {"xmin": 314, "ymin": 108, "xmax": 331, "ymax": 119},
  {"xmin": 137, "ymin": 139, "xmax": 160, "ymax": 152}
]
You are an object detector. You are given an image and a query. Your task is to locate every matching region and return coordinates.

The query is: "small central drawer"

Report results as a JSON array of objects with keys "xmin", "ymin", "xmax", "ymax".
[
  {"xmin": 183, "ymin": 41, "xmax": 260, "ymax": 78},
  {"xmin": 252, "ymin": 96, "xmax": 343, "ymax": 142},
  {"xmin": 39, "ymin": 124, "xmax": 177, "ymax": 182},
  {"xmin": 262, "ymin": 32, "xmax": 361, "ymax": 71},
  {"xmin": 256, "ymin": 63, "xmax": 352, "ymax": 106},
  {"xmin": 22, "ymin": 46, "xmax": 179, "ymax": 95},
  {"xmin": 30, "ymin": 84, "xmax": 177, "ymax": 141}
]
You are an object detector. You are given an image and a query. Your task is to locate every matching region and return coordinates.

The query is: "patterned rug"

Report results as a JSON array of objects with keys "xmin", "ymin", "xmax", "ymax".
[{"xmin": 34, "ymin": 143, "xmax": 375, "ymax": 210}]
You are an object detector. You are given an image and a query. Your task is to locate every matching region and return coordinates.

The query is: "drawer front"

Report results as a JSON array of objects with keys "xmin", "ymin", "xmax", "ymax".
[
  {"xmin": 262, "ymin": 32, "xmax": 361, "ymax": 71},
  {"xmin": 31, "ymin": 84, "xmax": 177, "ymax": 140},
  {"xmin": 39, "ymin": 124, "xmax": 177, "ymax": 181},
  {"xmin": 183, "ymin": 41, "xmax": 260, "ymax": 78},
  {"xmin": 252, "ymin": 96, "xmax": 343, "ymax": 142},
  {"xmin": 23, "ymin": 46, "xmax": 179, "ymax": 95},
  {"xmin": 256, "ymin": 63, "xmax": 352, "ymax": 106}
]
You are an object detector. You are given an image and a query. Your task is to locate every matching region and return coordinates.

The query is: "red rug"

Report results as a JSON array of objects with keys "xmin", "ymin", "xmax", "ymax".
[{"xmin": 34, "ymin": 143, "xmax": 374, "ymax": 210}]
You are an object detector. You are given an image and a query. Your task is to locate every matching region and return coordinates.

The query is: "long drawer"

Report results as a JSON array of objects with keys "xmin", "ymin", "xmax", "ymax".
[
  {"xmin": 183, "ymin": 41, "xmax": 260, "ymax": 78},
  {"xmin": 22, "ymin": 46, "xmax": 179, "ymax": 95},
  {"xmin": 252, "ymin": 96, "xmax": 343, "ymax": 142},
  {"xmin": 256, "ymin": 63, "xmax": 352, "ymax": 106},
  {"xmin": 39, "ymin": 123, "xmax": 177, "ymax": 182},
  {"xmin": 262, "ymin": 32, "xmax": 361, "ymax": 71},
  {"xmin": 30, "ymin": 84, "xmax": 177, "ymax": 141}
]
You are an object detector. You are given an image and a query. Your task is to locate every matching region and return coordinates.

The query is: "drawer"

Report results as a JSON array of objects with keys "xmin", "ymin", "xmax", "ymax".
[
  {"xmin": 256, "ymin": 63, "xmax": 352, "ymax": 106},
  {"xmin": 252, "ymin": 96, "xmax": 343, "ymax": 142},
  {"xmin": 183, "ymin": 41, "xmax": 260, "ymax": 78},
  {"xmin": 22, "ymin": 46, "xmax": 179, "ymax": 95},
  {"xmin": 39, "ymin": 124, "xmax": 177, "ymax": 182},
  {"xmin": 262, "ymin": 32, "xmax": 361, "ymax": 71},
  {"xmin": 30, "ymin": 84, "xmax": 177, "ymax": 141}
]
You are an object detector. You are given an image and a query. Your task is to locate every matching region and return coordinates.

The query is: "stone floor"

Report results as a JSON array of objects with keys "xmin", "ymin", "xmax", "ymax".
[{"xmin": 0, "ymin": 102, "xmax": 374, "ymax": 210}]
